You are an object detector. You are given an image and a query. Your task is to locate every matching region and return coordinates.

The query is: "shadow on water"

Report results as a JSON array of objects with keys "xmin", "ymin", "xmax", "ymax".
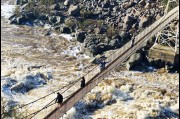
[
  {"xmin": 146, "ymin": 108, "xmax": 179, "ymax": 119},
  {"xmin": 131, "ymin": 61, "xmax": 179, "ymax": 74},
  {"xmin": 72, "ymin": 89, "xmax": 133, "ymax": 119}
]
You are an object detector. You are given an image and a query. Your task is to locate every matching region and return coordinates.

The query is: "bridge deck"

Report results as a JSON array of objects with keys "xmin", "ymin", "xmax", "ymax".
[{"xmin": 43, "ymin": 6, "xmax": 179, "ymax": 119}]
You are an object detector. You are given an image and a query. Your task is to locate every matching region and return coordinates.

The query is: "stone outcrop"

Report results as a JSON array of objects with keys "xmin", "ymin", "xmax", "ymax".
[{"xmin": 10, "ymin": 0, "xmax": 164, "ymax": 56}]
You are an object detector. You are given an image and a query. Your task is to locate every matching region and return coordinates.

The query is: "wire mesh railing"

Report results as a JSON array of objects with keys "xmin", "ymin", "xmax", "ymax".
[{"xmin": 11, "ymin": 6, "xmax": 179, "ymax": 119}]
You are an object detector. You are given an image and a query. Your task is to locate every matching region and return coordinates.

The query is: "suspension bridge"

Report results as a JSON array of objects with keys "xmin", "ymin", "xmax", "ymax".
[
  {"xmin": 2, "ymin": 3, "xmax": 179, "ymax": 119},
  {"xmin": 44, "ymin": 6, "xmax": 179, "ymax": 119}
]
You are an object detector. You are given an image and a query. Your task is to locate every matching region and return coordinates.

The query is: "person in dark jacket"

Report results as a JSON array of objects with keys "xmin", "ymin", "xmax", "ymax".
[
  {"xmin": 81, "ymin": 77, "xmax": 86, "ymax": 88},
  {"xmin": 131, "ymin": 37, "xmax": 135, "ymax": 47},
  {"xmin": 97, "ymin": 56, "xmax": 109, "ymax": 72},
  {"xmin": 55, "ymin": 92, "xmax": 63, "ymax": 108}
]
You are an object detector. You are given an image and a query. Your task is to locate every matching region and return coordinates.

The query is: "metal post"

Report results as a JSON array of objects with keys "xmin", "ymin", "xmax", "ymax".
[
  {"xmin": 26, "ymin": 108, "xmax": 27, "ymax": 119},
  {"xmin": 175, "ymin": 22, "xmax": 179, "ymax": 52}
]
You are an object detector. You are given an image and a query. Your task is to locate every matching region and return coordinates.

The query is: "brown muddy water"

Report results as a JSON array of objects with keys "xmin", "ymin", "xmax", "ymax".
[{"xmin": 1, "ymin": 1, "xmax": 179, "ymax": 119}]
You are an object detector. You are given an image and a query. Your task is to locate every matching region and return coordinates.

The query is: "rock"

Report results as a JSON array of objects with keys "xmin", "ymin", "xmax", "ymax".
[
  {"xmin": 24, "ymin": 12, "xmax": 36, "ymax": 19},
  {"xmin": 54, "ymin": 11, "xmax": 63, "ymax": 16},
  {"xmin": 124, "ymin": 15, "xmax": 137, "ymax": 25},
  {"xmin": 126, "ymin": 52, "xmax": 142, "ymax": 70},
  {"xmin": 64, "ymin": 0, "xmax": 71, "ymax": 6},
  {"xmin": 108, "ymin": 38, "xmax": 122, "ymax": 48},
  {"xmin": 60, "ymin": 24, "xmax": 71, "ymax": 34},
  {"xmin": 84, "ymin": 35, "xmax": 100, "ymax": 48},
  {"xmin": 39, "ymin": 14, "xmax": 49, "ymax": 21},
  {"xmin": 94, "ymin": 27, "xmax": 107, "ymax": 34},
  {"xmin": 88, "ymin": 44, "xmax": 98, "ymax": 55},
  {"xmin": 95, "ymin": 43, "xmax": 110, "ymax": 54},
  {"xmin": 16, "ymin": 0, "xmax": 21, "ymax": 5},
  {"xmin": 9, "ymin": 17, "xmax": 18, "ymax": 24},
  {"xmin": 145, "ymin": 2, "xmax": 151, "ymax": 9},
  {"xmin": 21, "ymin": 3, "xmax": 28, "ymax": 10},
  {"xmin": 139, "ymin": 0, "xmax": 146, "ymax": 6},
  {"xmin": 121, "ymin": 1, "xmax": 135, "ymax": 9},
  {"xmin": 50, "ymin": 4, "xmax": 66, "ymax": 11},
  {"xmin": 75, "ymin": 31, "xmax": 87, "ymax": 43},
  {"xmin": 16, "ymin": 16, "xmax": 27, "ymax": 24},
  {"xmin": 139, "ymin": 15, "xmax": 154, "ymax": 28},
  {"xmin": 68, "ymin": 5, "xmax": 80, "ymax": 16},
  {"xmin": 10, "ymin": 82, "xmax": 25, "ymax": 93},
  {"xmin": 16, "ymin": 0, "xmax": 28, "ymax": 5},
  {"xmin": 33, "ymin": 19, "xmax": 44, "ymax": 26},
  {"xmin": 155, "ymin": 13, "xmax": 163, "ymax": 20},
  {"xmin": 123, "ymin": 15, "xmax": 137, "ymax": 30},
  {"xmin": 86, "ymin": 39, "xmax": 110, "ymax": 55},
  {"xmin": 94, "ymin": 7, "xmax": 103, "ymax": 15},
  {"xmin": 48, "ymin": 16, "xmax": 63, "ymax": 24},
  {"xmin": 120, "ymin": 31, "xmax": 131, "ymax": 41},
  {"xmin": 101, "ymin": 1, "xmax": 110, "ymax": 8}
]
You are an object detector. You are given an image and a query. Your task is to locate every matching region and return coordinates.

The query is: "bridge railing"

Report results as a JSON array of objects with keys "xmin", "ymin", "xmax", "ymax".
[
  {"xmin": 80, "ymin": 6, "xmax": 179, "ymax": 91},
  {"xmin": 43, "ymin": 6, "xmax": 179, "ymax": 119}
]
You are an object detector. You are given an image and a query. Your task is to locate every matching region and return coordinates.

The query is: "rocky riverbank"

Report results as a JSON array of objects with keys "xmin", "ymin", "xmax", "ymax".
[
  {"xmin": 1, "ymin": 0, "xmax": 179, "ymax": 119},
  {"xmin": 9, "ymin": 0, "xmax": 165, "ymax": 56}
]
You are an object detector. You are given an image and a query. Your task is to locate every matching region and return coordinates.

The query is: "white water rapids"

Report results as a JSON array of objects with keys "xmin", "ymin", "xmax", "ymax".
[{"xmin": 1, "ymin": 1, "xmax": 179, "ymax": 119}]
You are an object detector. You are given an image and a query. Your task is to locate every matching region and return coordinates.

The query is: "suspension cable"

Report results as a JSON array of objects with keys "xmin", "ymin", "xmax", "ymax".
[
  {"xmin": 22, "ymin": 90, "xmax": 76, "ymax": 119},
  {"xmin": 4, "ymin": 6, "xmax": 174, "ymax": 117},
  {"xmin": 1, "ymin": 79, "xmax": 79, "ymax": 116}
]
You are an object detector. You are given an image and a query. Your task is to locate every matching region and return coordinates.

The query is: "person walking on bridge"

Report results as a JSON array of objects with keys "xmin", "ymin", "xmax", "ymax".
[
  {"xmin": 97, "ymin": 55, "xmax": 109, "ymax": 72},
  {"xmin": 81, "ymin": 76, "xmax": 86, "ymax": 88},
  {"xmin": 55, "ymin": 92, "xmax": 63, "ymax": 108}
]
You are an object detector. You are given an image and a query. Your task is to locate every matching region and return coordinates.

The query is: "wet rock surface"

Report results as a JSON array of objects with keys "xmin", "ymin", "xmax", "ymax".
[
  {"xmin": 1, "ymin": 0, "xmax": 179, "ymax": 119},
  {"xmin": 8, "ymin": 0, "xmax": 165, "ymax": 55}
]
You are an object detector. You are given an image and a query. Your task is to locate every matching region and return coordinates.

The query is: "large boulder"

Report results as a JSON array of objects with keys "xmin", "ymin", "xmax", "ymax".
[
  {"xmin": 24, "ymin": 12, "xmax": 37, "ymax": 20},
  {"xmin": 89, "ymin": 43, "xmax": 110, "ymax": 55},
  {"xmin": 124, "ymin": 15, "xmax": 137, "ymax": 25},
  {"xmin": 68, "ymin": 5, "xmax": 80, "ymax": 16},
  {"xmin": 102, "ymin": 1, "xmax": 111, "ymax": 8},
  {"xmin": 121, "ymin": 1, "xmax": 136, "ymax": 9},
  {"xmin": 139, "ymin": 15, "xmax": 155, "ymax": 28},
  {"xmin": 64, "ymin": 0, "xmax": 71, "ymax": 6},
  {"xmin": 108, "ymin": 38, "xmax": 122, "ymax": 48},
  {"xmin": 16, "ymin": 16, "xmax": 27, "ymax": 24},
  {"xmin": 10, "ymin": 82, "xmax": 25, "ymax": 93},
  {"xmin": 59, "ymin": 24, "xmax": 71, "ymax": 34},
  {"xmin": 48, "ymin": 16, "xmax": 63, "ymax": 24},
  {"xmin": 138, "ymin": 0, "xmax": 146, "ymax": 6},
  {"xmin": 75, "ymin": 31, "xmax": 87, "ymax": 43},
  {"xmin": 50, "ymin": 4, "xmax": 66, "ymax": 11},
  {"xmin": 9, "ymin": 16, "xmax": 18, "ymax": 24},
  {"xmin": 120, "ymin": 31, "xmax": 131, "ymax": 41},
  {"xmin": 94, "ymin": 27, "xmax": 107, "ymax": 34},
  {"xmin": 126, "ymin": 52, "xmax": 142, "ymax": 70},
  {"xmin": 123, "ymin": 15, "xmax": 137, "ymax": 30},
  {"xmin": 16, "ymin": 0, "xmax": 28, "ymax": 5},
  {"xmin": 84, "ymin": 35, "xmax": 100, "ymax": 48}
]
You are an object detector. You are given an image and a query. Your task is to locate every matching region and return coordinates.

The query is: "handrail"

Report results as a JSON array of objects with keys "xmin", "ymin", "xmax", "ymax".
[{"xmin": 42, "ymin": 6, "xmax": 179, "ymax": 119}]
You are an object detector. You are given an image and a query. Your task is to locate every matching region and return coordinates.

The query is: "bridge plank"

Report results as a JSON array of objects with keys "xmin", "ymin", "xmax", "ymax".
[{"xmin": 43, "ymin": 6, "xmax": 179, "ymax": 119}]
